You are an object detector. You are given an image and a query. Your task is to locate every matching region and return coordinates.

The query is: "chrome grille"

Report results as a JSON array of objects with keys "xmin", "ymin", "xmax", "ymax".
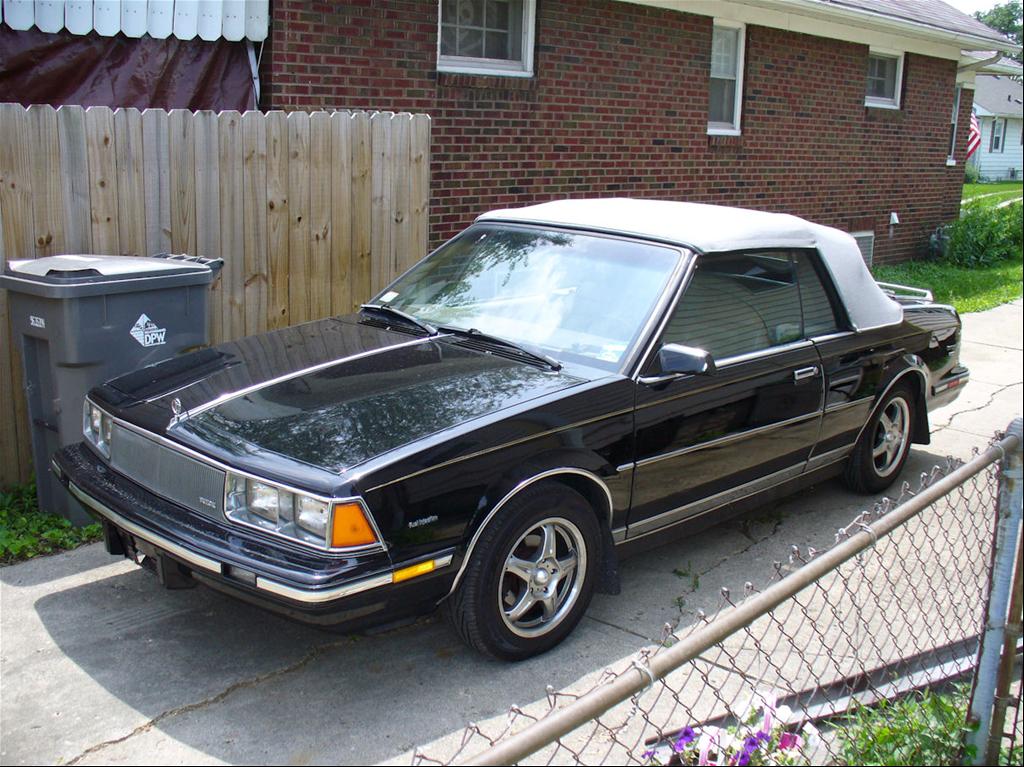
[{"xmin": 110, "ymin": 424, "xmax": 226, "ymax": 520}]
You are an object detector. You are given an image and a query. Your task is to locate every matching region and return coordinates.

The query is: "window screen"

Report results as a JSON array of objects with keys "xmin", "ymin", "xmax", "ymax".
[
  {"xmin": 440, "ymin": 0, "xmax": 524, "ymax": 62},
  {"xmin": 867, "ymin": 55, "xmax": 897, "ymax": 100},
  {"xmin": 662, "ymin": 252, "xmax": 802, "ymax": 359},
  {"xmin": 709, "ymin": 24, "xmax": 742, "ymax": 130}
]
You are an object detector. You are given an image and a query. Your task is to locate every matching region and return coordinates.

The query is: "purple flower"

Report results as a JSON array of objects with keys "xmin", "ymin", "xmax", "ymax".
[
  {"xmin": 641, "ymin": 748, "xmax": 657, "ymax": 762},
  {"xmin": 674, "ymin": 727, "xmax": 698, "ymax": 751}
]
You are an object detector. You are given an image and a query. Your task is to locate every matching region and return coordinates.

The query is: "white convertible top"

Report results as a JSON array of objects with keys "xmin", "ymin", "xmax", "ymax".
[{"xmin": 477, "ymin": 198, "xmax": 903, "ymax": 331}]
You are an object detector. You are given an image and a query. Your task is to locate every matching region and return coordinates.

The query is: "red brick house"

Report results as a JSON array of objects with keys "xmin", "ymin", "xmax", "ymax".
[{"xmin": 260, "ymin": 0, "xmax": 1018, "ymax": 264}]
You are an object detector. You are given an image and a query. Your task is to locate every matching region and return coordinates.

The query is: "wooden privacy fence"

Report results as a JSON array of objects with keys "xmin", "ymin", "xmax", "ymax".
[{"xmin": 0, "ymin": 103, "xmax": 431, "ymax": 486}]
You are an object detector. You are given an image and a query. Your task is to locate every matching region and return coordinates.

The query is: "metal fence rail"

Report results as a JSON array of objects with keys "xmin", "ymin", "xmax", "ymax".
[{"xmin": 412, "ymin": 423, "xmax": 1023, "ymax": 766}]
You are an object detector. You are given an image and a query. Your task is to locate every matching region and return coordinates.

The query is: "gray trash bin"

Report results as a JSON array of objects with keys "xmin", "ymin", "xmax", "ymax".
[{"xmin": 1, "ymin": 254, "xmax": 222, "ymax": 524}]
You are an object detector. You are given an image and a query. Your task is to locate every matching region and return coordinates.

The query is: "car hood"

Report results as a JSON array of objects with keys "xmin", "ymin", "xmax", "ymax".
[{"xmin": 98, "ymin": 317, "xmax": 586, "ymax": 476}]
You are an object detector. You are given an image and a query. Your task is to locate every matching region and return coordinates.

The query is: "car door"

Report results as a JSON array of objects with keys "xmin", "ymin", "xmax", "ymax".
[
  {"xmin": 795, "ymin": 250, "xmax": 901, "ymax": 469},
  {"xmin": 626, "ymin": 250, "xmax": 825, "ymax": 540}
]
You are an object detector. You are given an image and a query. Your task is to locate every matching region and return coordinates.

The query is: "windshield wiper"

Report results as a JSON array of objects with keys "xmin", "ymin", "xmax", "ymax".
[
  {"xmin": 437, "ymin": 326, "xmax": 562, "ymax": 371},
  {"xmin": 359, "ymin": 304, "xmax": 437, "ymax": 336}
]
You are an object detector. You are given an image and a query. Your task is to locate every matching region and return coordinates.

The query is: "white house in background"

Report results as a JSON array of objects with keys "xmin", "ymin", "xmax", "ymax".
[{"xmin": 971, "ymin": 75, "xmax": 1024, "ymax": 180}]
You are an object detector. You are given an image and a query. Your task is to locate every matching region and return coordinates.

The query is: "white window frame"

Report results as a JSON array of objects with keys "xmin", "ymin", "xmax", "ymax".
[
  {"xmin": 865, "ymin": 49, "xmax": 904, "ymax": 110},
  {"xmin": 991, "ymin": 117, "xmax": 1006, "ymax": 153},
  {"xmin": 947, "ymin": 86, "xmax": 960, "ymax": 166},
  {"xmin": 708, "ymin": 20, "xmax": 745, "ymax": 136},
  {"xmin": 436, "ymin": 0, "xmax": 536, "ymax": 78}
]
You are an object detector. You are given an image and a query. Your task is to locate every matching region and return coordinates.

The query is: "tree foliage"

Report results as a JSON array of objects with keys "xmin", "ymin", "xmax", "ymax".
[{"xmin": 975, "ymin": 1, "xmax": 1023, "ymax": 69}]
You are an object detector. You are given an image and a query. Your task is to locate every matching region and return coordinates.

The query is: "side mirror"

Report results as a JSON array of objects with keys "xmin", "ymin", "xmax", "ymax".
[{"xmin": 639, "ymin": 343, "xmax": 716, "ymax": 385}]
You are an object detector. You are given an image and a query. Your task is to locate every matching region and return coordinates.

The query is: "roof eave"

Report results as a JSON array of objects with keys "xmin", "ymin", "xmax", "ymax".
[{"xmin": 736, "ymin": 0, "xmax": 1021, "ymax": 53}]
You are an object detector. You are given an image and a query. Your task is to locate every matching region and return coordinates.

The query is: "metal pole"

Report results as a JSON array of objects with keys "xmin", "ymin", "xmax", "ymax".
[
  {"xmin": 985, "ymin": 527, "xmax": 1023, "ymax": 764},
  {"xmin": 462, "ymin": 428, "xmax": 1022, "ymax": 767},
  {"xmin": 968, "ymin": 417, "xmax": 1023, "ymax": 766}
]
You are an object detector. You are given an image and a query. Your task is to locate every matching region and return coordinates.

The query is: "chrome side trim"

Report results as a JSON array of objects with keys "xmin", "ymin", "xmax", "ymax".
[
  {"xmin": 824, "ymin": 396, "xmax": 874, "ymax": 414},
  {"xmin": 442, "ymin": 468, "xmax": 615, "ymax": 601},
  {"xmin": 174, "ymin": 334, "xmax": 437, "ymax": 423},
  {"xmin": 69, "ymin": 481, "xmax": 223, "ymax": 574},
  {"xmin": 717, "ymin": 340, "xmax": 814, "ymax": 369},
  {"xmin": 87, "ymin": 400, "xmax": 388, "ymax": 555},
  {"xmin": 256, "ymin": 573, "xmax": 395, "ymax": 604},
  {"xmin": 625, "ymin": 463, "xmax": 806, "ymax": 540},
  {"xmin": 805, "ymin": 444, "xmax": 854, "ymax": 471},
  {"xmin": 810, "ymin": 331, "xmax": 855, "ymax": 343},
  {"xmin": 633, "ymin": 411, "xmax": 821, "ymax": 470}
]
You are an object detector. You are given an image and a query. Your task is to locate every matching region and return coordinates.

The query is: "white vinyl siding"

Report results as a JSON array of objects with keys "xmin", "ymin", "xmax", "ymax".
[
  {"xmin": 973, "ymin": 116, "xmax": 1024, "ymax": 181},
  {"xmin": 0, "ymin": 0, "xmax": 269, "ymax": 40}
]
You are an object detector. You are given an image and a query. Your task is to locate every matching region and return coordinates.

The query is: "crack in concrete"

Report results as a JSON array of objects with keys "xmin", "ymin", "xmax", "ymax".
[
  {"xmin": 64, "ymin": 639, "xmax": 347, "ymax": 765},
  {"xmin": 666, "ymin": 517, "xmax": 787, "ymax": 636},
  {"xmin": 930, "ymin": 380, "xmax": 1023, "ymax": 435}
]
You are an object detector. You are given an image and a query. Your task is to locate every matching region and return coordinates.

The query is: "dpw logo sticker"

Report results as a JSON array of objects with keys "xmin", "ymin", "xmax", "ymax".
[{"xmin": 130, "ymin": 313, "xmax": 167, "ymax": 347}]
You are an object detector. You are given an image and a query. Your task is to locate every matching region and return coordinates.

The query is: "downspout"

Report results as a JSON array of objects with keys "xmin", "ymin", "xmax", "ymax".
[
  {"xmin": 247, "ymin": 40, "xmax": 262, "ymax": 110},
  {"xmin": 957, "ymin": 52, "xmax": 1005, "ymax": 73}
]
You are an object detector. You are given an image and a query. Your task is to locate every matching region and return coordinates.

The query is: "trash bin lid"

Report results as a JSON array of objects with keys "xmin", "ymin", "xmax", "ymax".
[
  {"xmin": 6, "ymin": 254, "xmax": 210, "ymax": 280},
  {"xmin": 1, "ymin": 254, "xmax": 221, "ymax": 298}
]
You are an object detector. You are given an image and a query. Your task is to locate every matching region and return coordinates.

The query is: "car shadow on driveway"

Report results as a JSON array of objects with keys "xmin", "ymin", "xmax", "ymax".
[{"xmin": 20, "ymin": 446, "xmax": 961, "ymax": 765}]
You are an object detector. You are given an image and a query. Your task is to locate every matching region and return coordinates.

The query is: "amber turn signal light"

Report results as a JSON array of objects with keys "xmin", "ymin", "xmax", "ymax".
[
  {"xmin": 393, "ymin": 559, "xmax": 437, "ymax": 584},
  {"xmin": 330, "ymin": 502, "xmax": 378, "ymax": 548}
]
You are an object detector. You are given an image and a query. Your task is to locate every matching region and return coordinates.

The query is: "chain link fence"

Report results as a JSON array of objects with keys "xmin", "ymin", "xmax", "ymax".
[{"xmin": 411, "ymin": 423, "xmax": 1023, "ymax": 766}]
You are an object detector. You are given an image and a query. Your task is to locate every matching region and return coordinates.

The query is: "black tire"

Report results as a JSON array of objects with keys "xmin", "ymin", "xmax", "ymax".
[
  {"xmin": 446, "ymin": 482, "xmax": 601, "ymax": 661},
  {"xmin": 843, "ymin": 382, "xmax": 916, "ymax": 494}
]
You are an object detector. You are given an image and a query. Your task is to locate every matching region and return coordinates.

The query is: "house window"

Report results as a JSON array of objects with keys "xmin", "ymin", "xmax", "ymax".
[
  {"xmin": 865, "ymin": 51, "xmax": 903, "ymax": 109},
  {"xmin": 708, "ymin": 22, "xmax": 745, "ymax": 134},
  {"xmin": 947, "ymin": 87, "xmax": 960, "ymax": 164},
  {"xmin": 991, "ymin": 117, "xmax": 1006, "ymax": 153},
  {"xmin": 438, "ymin": 0, "xmax": 536, "ymax": 77}
]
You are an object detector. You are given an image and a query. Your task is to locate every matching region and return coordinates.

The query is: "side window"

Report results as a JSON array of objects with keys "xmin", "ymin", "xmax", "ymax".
[
  {"xmin": 793, "ymin": 251, "xmax": 842, "ymax": 337},
  {"xmin": 662, "ymin": 252, "xmax": 802, "ymax": 360}
]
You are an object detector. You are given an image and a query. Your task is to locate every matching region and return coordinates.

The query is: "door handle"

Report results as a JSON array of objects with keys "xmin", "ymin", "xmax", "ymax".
[{"xmin": 794, "ymin": 366, "xmax": 819, "ymax": 382}]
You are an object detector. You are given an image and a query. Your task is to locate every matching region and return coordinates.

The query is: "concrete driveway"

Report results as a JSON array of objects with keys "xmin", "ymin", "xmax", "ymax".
[{"xmin": 1, "ymin": 300, "xmax": 1021, "ymax": 766}]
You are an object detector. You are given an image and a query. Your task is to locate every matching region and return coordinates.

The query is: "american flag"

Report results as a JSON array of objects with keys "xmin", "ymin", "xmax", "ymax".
[{"xmin": 966, "ymin": 112, "xmax": 981, "ymax": 158}]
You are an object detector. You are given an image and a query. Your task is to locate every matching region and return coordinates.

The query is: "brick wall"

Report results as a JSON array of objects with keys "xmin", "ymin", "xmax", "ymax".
[{"xmin": 262, "ymin": 0, "xmax": 966, "ymax": 263}]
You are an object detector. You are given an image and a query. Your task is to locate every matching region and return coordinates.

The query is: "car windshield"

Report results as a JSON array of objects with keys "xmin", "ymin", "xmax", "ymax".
[{"xmin": 374, "ymin": 225, "xmax": 682, "ymax": 370}]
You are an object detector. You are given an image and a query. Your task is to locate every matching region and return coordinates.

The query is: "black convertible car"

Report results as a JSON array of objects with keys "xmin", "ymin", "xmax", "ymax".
[{"xmin": 54, "ymin": 199, "xmax": 969, "ymax": 660}]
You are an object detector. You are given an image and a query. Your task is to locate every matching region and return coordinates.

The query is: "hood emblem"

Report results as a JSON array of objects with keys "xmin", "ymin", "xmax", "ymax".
[{"xmin": 171, "ymin": 398, "xmax": 183, "ymax": 416}]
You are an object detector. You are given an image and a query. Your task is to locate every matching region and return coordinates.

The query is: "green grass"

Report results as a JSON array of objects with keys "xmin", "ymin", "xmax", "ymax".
[
  {"xmin": 963, "ymin": 181, "xmax": 1023, "ymax": 201},
  {"xmin": 0, "ymin": 481, "xmax": 101, "ymax": 565},
  {"xmin": 963, "ymin": 191, "xmax": 1024, "ymax": 210},
  {"xmin": 873, "ymin": 256, "xmax": 1023, "ymax": 313}
]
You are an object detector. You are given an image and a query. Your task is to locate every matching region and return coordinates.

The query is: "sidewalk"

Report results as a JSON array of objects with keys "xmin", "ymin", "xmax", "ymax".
[{"xmin": 1, "ymin": 300, "xmax": 1021, "ymax": 766}]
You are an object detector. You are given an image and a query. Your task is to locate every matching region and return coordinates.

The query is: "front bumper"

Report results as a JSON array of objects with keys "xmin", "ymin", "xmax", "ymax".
[{"xmin": 53, "ymin": 443, "xmax": 455, "ymax": 627}]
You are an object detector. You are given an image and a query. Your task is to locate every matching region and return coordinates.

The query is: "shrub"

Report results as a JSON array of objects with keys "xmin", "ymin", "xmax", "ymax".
[
  {"xmin": 0, "ymin": 481, "xmax": 102, "ymax": 564},
  {"xmin": 946, "ymin": 201, "xmax": 1023, "ymax": 267},
  {"xmin": 964, "ymin": 163, "xmax": 980, "ymax": 184},
  {"xmin": 836, "ymin": 686, "xmax": 975, "ymax": 766}
]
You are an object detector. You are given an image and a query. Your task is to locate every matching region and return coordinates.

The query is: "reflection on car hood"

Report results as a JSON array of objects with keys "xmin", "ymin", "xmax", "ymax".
[{"xmin": 102, "ymin": 317, "xmax": 586, "ymax": 474}]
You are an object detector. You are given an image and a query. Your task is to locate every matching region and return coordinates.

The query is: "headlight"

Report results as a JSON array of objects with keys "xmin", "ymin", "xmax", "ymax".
[
  {"xmin": 83, "ymin": 401, "xmax": 113, "ymax": 458},
  {"xmin": 225, "ymin": 473, "xmax": 378, "ymax": 550}
]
